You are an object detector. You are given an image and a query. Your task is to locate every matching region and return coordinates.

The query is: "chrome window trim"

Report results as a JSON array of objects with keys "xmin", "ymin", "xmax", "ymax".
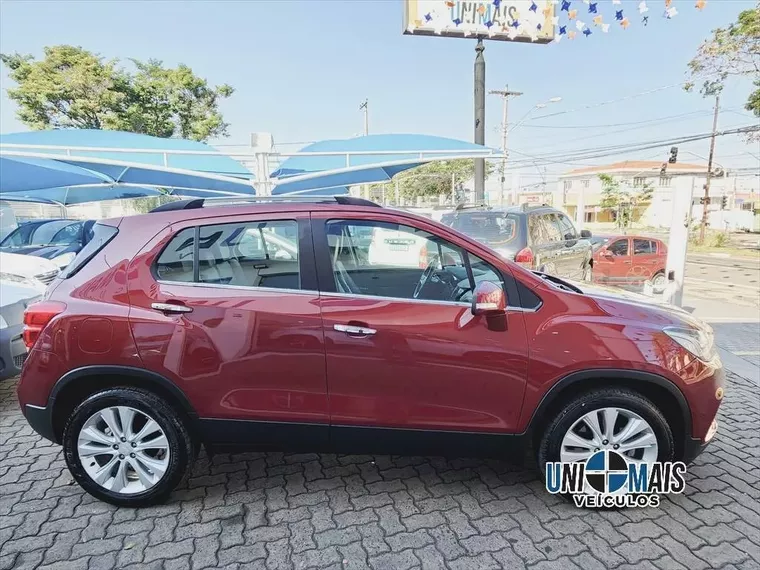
[
  {"xmin": 156, "ymin": 280, "xmax": 318, "ymax": 297},
  {"xmin": 155, "ymin": 280, "xmax": 540, "ymax": 311}
]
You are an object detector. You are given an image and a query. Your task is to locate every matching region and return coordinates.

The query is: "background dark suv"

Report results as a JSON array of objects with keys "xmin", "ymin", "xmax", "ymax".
[{"xmin": 443, "ymin": 204, "xmax": 594, "ymax": 282}]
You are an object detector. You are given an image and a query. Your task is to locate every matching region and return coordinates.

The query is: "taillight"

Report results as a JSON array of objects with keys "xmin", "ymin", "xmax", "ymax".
[
  {"xmin": 514, "ymin": 247, "xmax": 534, "ymax": 266},
  {"xmin": 419, "ymin": 245, "xmax": 428, "ymax": 269},
  {"xmin": 23, "ymin": 301, "xmax": 66, "ymax": 349}
]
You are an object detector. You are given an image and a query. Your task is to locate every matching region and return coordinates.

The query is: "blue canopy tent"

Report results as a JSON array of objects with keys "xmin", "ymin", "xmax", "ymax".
[
  {"xmin": 270, "ymin": 134, "xmax": 500, "ymax": 195},
  {"xmin": 0, "ymin": 130, "xmax": 256, "ymax": 204}
]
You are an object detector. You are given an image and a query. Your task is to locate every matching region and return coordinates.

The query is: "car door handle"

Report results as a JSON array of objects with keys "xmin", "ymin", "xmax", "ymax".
[
  {"xmin": 151, "ymin": 302, "xmax": 193, "ymax": 314},
  {"xmin": 334, "ymin": 324, "xmax": 376, "ymax": 336}
]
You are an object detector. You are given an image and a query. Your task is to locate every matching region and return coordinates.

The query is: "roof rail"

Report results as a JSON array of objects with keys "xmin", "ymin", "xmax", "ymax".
[
  {"xmin": 520, "ymin": 202, "xmax": 551, "ymax": 211},
  {"xmin": 453, "ymin": 203, "xmax": 490, "ymax": 212},
  {"xmin": 149, "ymin": 199, "xmax": 205, "ymax": 213},
  {"xmin": 149, "ymin": 195, "xmax": 382, "ymax": 213}
]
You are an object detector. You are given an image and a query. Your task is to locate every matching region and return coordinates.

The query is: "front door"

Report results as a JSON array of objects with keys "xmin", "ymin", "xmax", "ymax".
[
  {"xmin": 596, "ymin": 237, "xmax": 631, "ymax": 285},
  {"xmin": 311, "ymin": 213, "xmax": 530, "ymax": 455},
  {"xmin": 127, "ymin": 213, "xmax": 329, "ymax": 449}
]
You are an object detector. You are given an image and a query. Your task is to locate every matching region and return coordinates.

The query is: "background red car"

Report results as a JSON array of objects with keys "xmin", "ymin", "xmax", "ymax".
[{"xmin": 592, "ymin": 235, "xmax": 668, "ymax": 291}]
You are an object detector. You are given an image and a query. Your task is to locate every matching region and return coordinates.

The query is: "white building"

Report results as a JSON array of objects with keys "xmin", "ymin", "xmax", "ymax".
[{"xmin": 554, "ymin": 160, "xmax": 759, "ymax": 231}]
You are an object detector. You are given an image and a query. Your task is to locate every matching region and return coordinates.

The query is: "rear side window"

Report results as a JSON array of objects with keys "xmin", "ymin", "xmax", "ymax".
[
  {"xmin": 155, "ymin": 221, "xmax": 300, "ymax": 291},
  {"xmin": 60, "ymin": 223, "xmax": 119, "ymax": 278},
  {"xmin": 633, "ymin": 239, "xmax": 653, "ymax": 255}
]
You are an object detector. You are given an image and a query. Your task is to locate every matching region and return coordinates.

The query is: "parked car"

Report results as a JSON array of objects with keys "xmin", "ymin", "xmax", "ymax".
[
  {"xmin": 444, "ymin": 204, "xmax": 594, "ymax": 282},
  {"xmin": 593, "ymin": 235, "xmax": 668, "ymax": 292},
  {"xmin": 17, "ymin": 197, "xmax": 723, "ymax": 506},
  {"xmin": 0, "ymin": 200, "xmax": 19, "ymax": 241},
  {"xmin": 1, "ymin": 273, "xmax": 45, "ymax": 380},
  {"xmin": 0, "ymin": 218, "xmax": 96, "ymax": 269},
  {"xmin": 0, "ymin": 251, "xmax": 60, "ymax": 287}
]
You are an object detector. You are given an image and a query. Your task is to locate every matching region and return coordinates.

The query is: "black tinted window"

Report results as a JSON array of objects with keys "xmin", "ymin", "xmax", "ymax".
[
  {"xmin": 633, "ymin": 239, "xmax": 654, "ymax": 255},
  {"xmin": 608, "ymin": 239, "xmax": 629, "ymax": 256},
  {"xmin": 541, "ymin": 215, "xmax": 563, "ymax": 242}
]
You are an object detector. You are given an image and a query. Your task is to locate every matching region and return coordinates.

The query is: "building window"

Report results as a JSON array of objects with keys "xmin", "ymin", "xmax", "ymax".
[
  {"xmin": 581, "ymin": 179, "xmax": 590, "ymax": 188},
  {"xmin": 563, "ymin": 180, "xmax": 573, "ymax": 191},
  {"xmin": 633, "ymin": 177, "xmax": 646, "ymax": 187},
  {"xmin": 659, "ymin": 176, "xmax": 672, "ymax": 187}
]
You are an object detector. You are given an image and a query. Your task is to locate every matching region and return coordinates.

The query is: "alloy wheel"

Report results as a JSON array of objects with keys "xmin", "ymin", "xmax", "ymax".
[
  {"xmin": 77, "ymin": 406, "xmax": 170, "ymax": 494},
  {"xmin": 559, "ymin": 407, "xmax": 659, "ymax": 465}
]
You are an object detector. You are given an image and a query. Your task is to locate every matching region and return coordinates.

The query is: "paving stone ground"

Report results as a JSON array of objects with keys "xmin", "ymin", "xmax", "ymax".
[{"xmin": 1, "ymin": 373, "xmax": 758, "ymax": 570}]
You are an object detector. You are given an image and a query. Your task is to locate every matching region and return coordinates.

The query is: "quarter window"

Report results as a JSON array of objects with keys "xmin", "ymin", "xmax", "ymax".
[{"xmin": 155, "ymin": 221, "xmax": 300, "ymax": 290}]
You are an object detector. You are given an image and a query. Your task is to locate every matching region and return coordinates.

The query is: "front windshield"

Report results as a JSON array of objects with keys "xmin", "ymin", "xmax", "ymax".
[{"xmin": 2, "ymin": 221, "xmax": 82, "ymax": 248}]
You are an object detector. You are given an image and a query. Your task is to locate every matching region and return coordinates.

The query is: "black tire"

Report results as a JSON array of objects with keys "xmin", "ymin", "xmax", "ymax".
[
  {"xmin": 651, "ymin": 271, "xmax": 667, "ymax": 293},
  {"xmin": 582, "ymin": 262, "xmax": 593, "ymax": 282},
  {"xmin": 537, "ymin": 387, "xmax": 675, "ymax": 475},
  {"xmin": 62, "ymin": 387, "xmax": 195, "ymax": 507}
]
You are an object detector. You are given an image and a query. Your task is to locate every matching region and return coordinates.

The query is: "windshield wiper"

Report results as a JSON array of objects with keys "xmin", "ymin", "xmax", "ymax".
[{"xmin": 532, "ymin": 271, "xmax": 583, "ymax": 294}]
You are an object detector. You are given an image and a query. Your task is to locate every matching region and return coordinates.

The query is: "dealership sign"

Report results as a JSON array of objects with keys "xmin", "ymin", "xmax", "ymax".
[{"xmin": 403, "ymin": 0, "xmax": 555, "ymax": 44}]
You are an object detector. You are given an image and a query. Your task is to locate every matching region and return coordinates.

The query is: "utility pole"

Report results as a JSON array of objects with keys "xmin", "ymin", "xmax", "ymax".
[
  {"xmin": 489, "ymin": 86, "xmax": 523, "ymax": 206},
  {"xmin": 359, "ymin": 99, "xmax": 369, "ymax": 136},
  {"xmin": 473, "ymin": 39, "xmax": 486, "ymax": 203},
  {"xmin": 699, "ymin": 94, "xmax": 720, "ymax": 244},
  {"xmin": 360, "ymin": 99, "xmax": 369, "ymax": 199}
]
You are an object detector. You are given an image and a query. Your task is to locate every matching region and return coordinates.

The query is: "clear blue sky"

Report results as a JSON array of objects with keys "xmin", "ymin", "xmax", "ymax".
[{"xmin": 1, "ymin": 0, "xmax": 758, "ymax": 180}]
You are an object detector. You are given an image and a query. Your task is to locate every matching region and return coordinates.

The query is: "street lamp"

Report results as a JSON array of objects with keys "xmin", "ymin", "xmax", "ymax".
[{"xmin": 503, "ymin": 96, "xmax": 561, "ymax": 206}]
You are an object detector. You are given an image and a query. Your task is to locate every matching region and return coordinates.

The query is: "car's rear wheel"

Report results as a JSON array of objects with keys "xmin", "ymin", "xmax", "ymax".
[
  {"xmin": 537, "ymin": 388, "xmax": 674, "ymax": 499},
  {"xmin": 582, "ymin": 262, "xmax": 593, "ymax": 282},
  {"xmin": 652, "ymin": 271, "xmax": 667, "ymax": 293},
  {"xmin": 62, "ymin": 387, "xmax": 195, "ymax": 507}
]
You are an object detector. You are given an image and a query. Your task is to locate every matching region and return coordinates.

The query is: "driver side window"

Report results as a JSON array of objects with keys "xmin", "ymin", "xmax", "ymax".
[{"xmin": 326, "ymin": 219, "xmax": 473, "ymax": 304}]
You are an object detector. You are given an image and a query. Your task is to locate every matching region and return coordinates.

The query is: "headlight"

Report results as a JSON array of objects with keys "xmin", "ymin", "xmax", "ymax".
[
  {"xmin": 664, "ymin": 326, "xmax": 717, "ymax": 361},
  {"xmin": 52, "ymin": 252, "xmax": 76, "ymax": 268},
  {"xmin": 0, "ymin": 315, "xmax": 7, "ymax": 330}
]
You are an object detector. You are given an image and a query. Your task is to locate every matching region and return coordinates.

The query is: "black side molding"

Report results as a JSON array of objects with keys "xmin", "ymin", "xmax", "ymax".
[
  {"xmin": 526, "ymin": 368, "xmax": 692, "ymax": 438},
  {"xmin": 50, "ymin": 365, "xmax": 197, "ymax": 419}
]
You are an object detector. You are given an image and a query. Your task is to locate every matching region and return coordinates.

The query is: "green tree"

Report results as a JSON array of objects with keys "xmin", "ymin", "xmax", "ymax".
[
  {"xmin": 1, "ymin": 45, "xmax": 234, "ymax": 141},
  {"xmin": 379, "ymin": 159, "xmax": 495, "ymax": 202},
  {"xmin": 685, "ymin": 4, "xmax": 760, "ymax": 118},
  {"xmin": 598, "ymin": 174, "xmax": 653, "ymax": 231}
]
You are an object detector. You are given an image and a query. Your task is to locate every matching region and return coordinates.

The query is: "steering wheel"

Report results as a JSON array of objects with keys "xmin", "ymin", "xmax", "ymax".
[{"xmin": 413, "ymin": 255, "xmax": 440, "ymax": 299}]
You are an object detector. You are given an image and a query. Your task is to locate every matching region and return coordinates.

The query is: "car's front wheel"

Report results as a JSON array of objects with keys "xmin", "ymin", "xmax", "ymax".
[
  {"xmin": 62, "ymin": 387, "xmax": 195, "ymax": 507},
  {"xmin": 537, "ymin": 388, "xmax": 675, "ymax": 496},
  {"xmin": 582, "ymin": 262, "xmax": 593, "ymax": 282}
]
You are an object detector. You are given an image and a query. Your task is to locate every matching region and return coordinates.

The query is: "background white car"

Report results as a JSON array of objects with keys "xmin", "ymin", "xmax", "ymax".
[
  {"xmin": 0, "ymin": 273, "xmax": 44, "ymax": 380},
  {"xmin": 0, "ymin": 251, "xmax": 60, "ymax": 287}
]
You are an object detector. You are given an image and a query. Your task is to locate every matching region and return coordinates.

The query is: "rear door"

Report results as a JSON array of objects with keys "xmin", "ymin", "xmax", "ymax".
[
  {"xmin": 311, "ymin": 211, "xmax": 530, "ymax": 455},
  {"xmin": 631, "ymin": 238, "xmax": 660, "ymax": 284},
  {"xmin": 127, "ymin": 212, "xmax": 329, "ymax": 448},
  {"xmin": 534, "ymin": 213, "xmax": 563, "ymax": 275}
]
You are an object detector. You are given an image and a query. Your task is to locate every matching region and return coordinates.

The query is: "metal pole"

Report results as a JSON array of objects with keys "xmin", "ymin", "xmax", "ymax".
[
  {"xmin": 489, "ymin": 86, "xmax": 523, "ymax": 206},
  {"xmin": 665, "ymin": 176, "xmax": 695, "ymax": 307},
  {"xmin": 360, "ymin": 99, "xmax": 369, "ymax": 197},
  {"xmin": 451, "ymin": 171, "xmax": 456, "ymax": 204},
  {"xmin": 474, "ymin": 39, "xmax": 486, "ymax": 202},
  {"xmin": 699, "ymin": 95, "xmax": 720, "ymax": 244}
]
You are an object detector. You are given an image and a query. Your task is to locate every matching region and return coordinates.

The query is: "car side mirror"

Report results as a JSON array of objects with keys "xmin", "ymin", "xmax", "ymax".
[
  {"xmin": 580, "ymin": 229, "xmax": 592, "ymax": 238},
  {"xmin": 472, "ymin": 281, "xmax": 508, "ymax": 331}
]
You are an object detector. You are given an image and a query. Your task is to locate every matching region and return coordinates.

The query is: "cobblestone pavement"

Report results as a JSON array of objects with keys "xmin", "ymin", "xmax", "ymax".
[{"xmin": 1, "ymin": 373, "xmax": 758, "ymax": 570}]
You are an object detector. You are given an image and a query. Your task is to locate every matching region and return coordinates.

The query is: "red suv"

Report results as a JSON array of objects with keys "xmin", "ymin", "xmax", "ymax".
[{"xmin": 17, "ymin": 197, "xmax": 724, "ymax": 506}]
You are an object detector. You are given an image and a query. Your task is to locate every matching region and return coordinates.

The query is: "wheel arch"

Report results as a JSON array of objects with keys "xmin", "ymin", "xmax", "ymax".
[
  {"xmin": 526, "ymin": 369, "xmax": 692, "ymax": 459},
  {"xmin": 49, "ymin": 366, "xmax": 198, "ymax": 443}
]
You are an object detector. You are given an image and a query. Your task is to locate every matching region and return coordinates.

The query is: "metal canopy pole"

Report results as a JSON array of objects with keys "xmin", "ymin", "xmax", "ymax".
[{"xmin": 474, "ymin": 39, "xmax": 486, "ymax": 203}]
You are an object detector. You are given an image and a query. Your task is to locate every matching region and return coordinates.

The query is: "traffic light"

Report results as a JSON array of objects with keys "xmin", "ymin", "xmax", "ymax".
[
  {"xmin": 660, "ymin": 163, "xmax": 668, "ymax": 176},
  {"xmin": 721, "ymin": 196, "xmax": 728, "ymax": 210},
  {"xmin": 699, "ymin": 196, "xmax": 712, "ymax": 205},
  {"xmin": 668, "ymin": 146, "xmax": 679, "ymax": 164}
]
